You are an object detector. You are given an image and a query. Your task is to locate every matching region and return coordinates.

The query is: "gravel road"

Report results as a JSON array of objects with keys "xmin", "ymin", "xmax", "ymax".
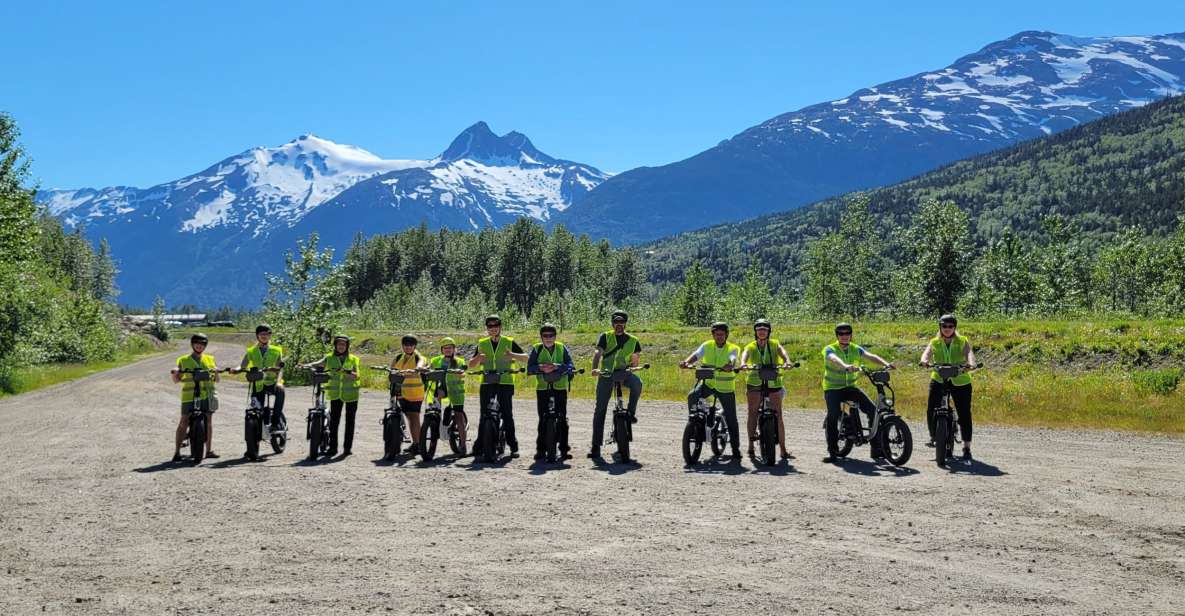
[{"xmin": 1, "ymin": 344, "xmax": 1182, "ymax": 615}]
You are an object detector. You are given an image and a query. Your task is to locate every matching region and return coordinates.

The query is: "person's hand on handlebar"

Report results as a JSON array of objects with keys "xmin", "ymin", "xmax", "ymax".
[
  {"xmin": 541, "ymin": 363, "xmax": 556, "ymax": 374},
  {"xmin": 919, "ymin": 360, "xmax": 931, "ymax": 368}
]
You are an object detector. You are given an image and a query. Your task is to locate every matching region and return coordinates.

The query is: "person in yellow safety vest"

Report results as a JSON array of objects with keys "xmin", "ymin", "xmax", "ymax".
[
  {"xmin": 230, "ymin": 324, "xmax": 286, "ymax": 457},
  {"xmin": 302, "ymin": 334, "xmax": 361, "ymax": 457},
  {"xmin": 468, "ymin": 314, "xmax": 529, "ymax": 458},
  {"xmin": 527, "ymin": 322, "xmax": 577, "ymax": 461},
  {"xmin": 821, "ymin": 322, "xmax": 895, "ymax": 464},
  {"xmin": 589, "ymin": 310, "xmax": 643, "ymax": 458},
  {"xmin": 919, "ymin": 313, "xmax": 978, "ymax": 461},
  {"xmin": 427, "ymin": 337, "xmax": 468, "ymax": 453},
  {"xmin": 740, "ymin": 318, "xmax": 793, "ymax": 460},
  {"xmin": 169, "ymin": 333, "xmax": 220, "ymax": 462},
  {"xmin": 679, "ymin": 321, "xmax": 742, "ymax": 460},
  {"xmin": 390, "ymin": 335, "xmax": 428, "ymax": 455}
]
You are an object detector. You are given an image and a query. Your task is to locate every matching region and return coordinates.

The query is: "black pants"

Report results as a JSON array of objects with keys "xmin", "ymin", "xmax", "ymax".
[
  {"xmin": 329, "ymin": 399, "xmax": 358, "ymax": 452},
  {"xmin": 536, "ymin": 389, "xmax": 570, "ymax": 455},
  {"xmin": 823, "ymin": 387, "xmax": 878, "ymax": 455},
  {"xmin": 252, "ymin": 384, "xmax": 286, "ymax": 426},
  {"xmin": 687, "ymin": 384, "xmax": 741, "ymax": 454},
  {"xmin": 477, "ymin": 384, "xmax": 517, "ymax": 451},
  {"xmin": 592, "ymin": 374, "xmax": 643, "ymax": 449},
  {"xmin": 927, "ymin": 381, "xmax": 973, "ymax": 443}
]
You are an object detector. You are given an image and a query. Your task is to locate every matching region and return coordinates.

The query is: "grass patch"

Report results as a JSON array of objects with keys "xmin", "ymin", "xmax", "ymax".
[
  {"xmin": 208, "ymin": 320, "xmax": 1185, "ymax": 434},
  {"xmin": 0, "ymin": 336, "xmax": 165, "ymax": 398}
]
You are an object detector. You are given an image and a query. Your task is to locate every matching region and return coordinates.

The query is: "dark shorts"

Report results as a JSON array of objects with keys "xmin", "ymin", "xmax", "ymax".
[{"xmin": 399, "ymin": 399, "xmax": 423, "ymax": 414}]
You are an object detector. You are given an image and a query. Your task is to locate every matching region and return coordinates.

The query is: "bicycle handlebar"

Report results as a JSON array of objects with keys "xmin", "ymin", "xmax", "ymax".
[{"xmin": 735, "ymin": 362, "xmax": 799, "ymax": 370}]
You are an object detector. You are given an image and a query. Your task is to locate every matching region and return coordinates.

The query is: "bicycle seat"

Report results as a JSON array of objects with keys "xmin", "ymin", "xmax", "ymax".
[
  {"xmin": 757, "ymin": 367, "xmax": 779, "ymax": 382},
  {"xmin": 311, "ymin": 372, "xmax": 331, "ymax": 385},
  {"xmin": 694, "ymin": 368, "xmax": 715, "ymax": 380},
  {"xmin": 936, "ymin": 366, "xmax": 961, "ymax": 380},
  {"xmin": 244, "ymin": 370, "xmax": 264, "ymax": 383}
]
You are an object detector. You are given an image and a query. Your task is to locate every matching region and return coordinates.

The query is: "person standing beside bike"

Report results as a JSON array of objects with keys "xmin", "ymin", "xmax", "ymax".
[
  {"xmin": 527, "ymin": 323, "xmax": 577, "ymax": 461},
  {"xmin": 303, "ymin": 334, "xmax": 361, "ymax": 457},
  {"xmin": 169, "ymin": 333, "xmax": 220, "ymax": 462},
  {"xmin": 391, "ymin": 335, "xmax": 428, "ymax": 455},
  {"xmin": 232, "ymin": 324, "xmax": 286, "ymax": 444},
  {"xmin": 740, "ymin": 319, "xmax": 792, "ymax": 460},
  {"xmin": 468, "ymin": 314, "xmax": 529, "ymax": 458},
  {"xmin": 919, "ymin": 314, "xmax": 978, "ymax": 461},
  {"xmin": 427, "ymin": 337, "xmax": 468, "ymax": 448},
  {"xmin": 679, "ymin": 321, "xmax": 742, "ymax": 460},
  {"xmin": 821, "ymin": 322, "xmax": 894, "ymax": 463},
  {"xmin": 589, "ymin": 310, "xmax": 643, "ymax": 458}
]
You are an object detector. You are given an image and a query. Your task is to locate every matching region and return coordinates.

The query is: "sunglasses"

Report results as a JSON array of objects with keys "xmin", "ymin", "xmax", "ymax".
[
  {"xmin": 837, "ymin": 331, "xmax": 852, "ymax": 336},
  {"xmin": 941, "ymin": 324, "xmax": 955, "ymax": 329},
  {"xmin": 541, "ymin": 333, "xmax": 556, "ymax": 338}
]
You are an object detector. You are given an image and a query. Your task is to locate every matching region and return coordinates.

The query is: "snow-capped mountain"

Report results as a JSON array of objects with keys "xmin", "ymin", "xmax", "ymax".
[
  {"xmin": 39, "ymin": 125, "xmax": 608, "ymax": 305},
  {"xmin": 557, "ymin": 31, "xmax": 1185, "ymax": 243}
]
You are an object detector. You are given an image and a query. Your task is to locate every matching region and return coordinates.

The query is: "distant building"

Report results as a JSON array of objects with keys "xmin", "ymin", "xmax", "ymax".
[{"xmin": 126, "ymin": 314, "xmax": 208, "ymax": 325}]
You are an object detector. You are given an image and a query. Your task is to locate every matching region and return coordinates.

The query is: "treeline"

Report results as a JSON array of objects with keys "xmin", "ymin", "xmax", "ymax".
[
  {"xmin": 790, "ymin": 196, "xmax": 1185, "ymax": 319},
  {"xmin": 0, "ymin": 113, "xmax": 121, "ymax": 390},
  {"xmin": 644, "ymin": 94, "xmax": 1185, "ymax": 296}
]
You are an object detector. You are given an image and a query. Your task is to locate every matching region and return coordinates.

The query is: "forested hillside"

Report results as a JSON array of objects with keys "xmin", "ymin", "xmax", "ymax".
[{"xmin": 643, "ymin": 94, "xmax": 1185, "ymax": 296}]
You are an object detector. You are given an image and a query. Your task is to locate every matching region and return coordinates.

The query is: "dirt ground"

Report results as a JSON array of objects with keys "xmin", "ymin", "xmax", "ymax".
[{"xmin": 1, "ymin": 344, "xmax": 1183, "ymax": 615}]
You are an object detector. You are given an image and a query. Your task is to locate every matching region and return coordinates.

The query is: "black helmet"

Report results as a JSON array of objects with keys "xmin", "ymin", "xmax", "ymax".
[
  {"xmin": 835, "ymin": 322, "xmax": 853, "ymax": 335},
  {"xmin": 611, "ymin": 310, "xmax": 628, "ymax": 323},
  {"xmin": 255, "ymin": 324, "xmax": 272, "ymax": 335},
  {"xmin": 190, "ymin": 333, "xmax": 209, "ymax": 344},
  {"xmin": 753, "ymin": 318, "xmax": 772, "ymax": 331},
  {"xmin": 939, "ymin": 314, "xmax": 958, "ymax": 327},
  {"xmin": 710, "ymin": 321, "xmax": 729, "ymax": 333},
  {"xmin": 539, "ymin": 322, "xmax": 558, "ymax": 335},
  {"xmin": 401, "ymin": 335, "xmax": 418, "ymax": 346},
  {"xmin": 485, "ymin": 314, "xmax": 502, "ymax": 327}
]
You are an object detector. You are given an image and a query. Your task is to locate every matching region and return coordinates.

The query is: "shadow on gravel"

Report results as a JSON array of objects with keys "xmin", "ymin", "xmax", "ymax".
[
  {"xmin": 132, "ymin": 459, "xmax": 194, "ymax": 473},
  {"xmin": 208, "ymin": 455, "xmax": 267, "ymax": 469},
  {"xmin": 944, "ymin": 458, "xmax": 1007, "ymax": 476},
  {"xmin": 292, "ymin": 455, "xmax": 345, "ymax": 467},
  {"xmin": 528, "ymin": 460, "xmax": 573, "ymax": 475},
  {"xmin": 465, "ymin": 456, "xmax": 512, "ymax": 470},
  {"xmin": 685, "ymin": 458, "xmax": 747, "ymax": 475},
  {"xmin": 415, "ymin": 454, "xmax": 464, "ymax": 468},
  {"xmin": 372, "ymin": 453, "xmax": 418, "ymax": 467},
  {"xmin": 749, "ymin": 459, "xmax": 800, "ymax": 476},
  {"xmin": 590, "ymin": 457, "xmax": 643, "ymax": 475},
  {"xmin": 833, "ymin": 458, "xmax": 919, "ymax": 477}
]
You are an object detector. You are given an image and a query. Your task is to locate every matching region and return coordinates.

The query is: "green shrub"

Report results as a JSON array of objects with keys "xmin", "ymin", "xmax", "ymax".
[{"xmin": 1132, "ymin": 368, "xmax": 1182, "ymax": 395}]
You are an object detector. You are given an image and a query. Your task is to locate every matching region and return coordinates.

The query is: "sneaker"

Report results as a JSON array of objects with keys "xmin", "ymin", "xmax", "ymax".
[
  {"xmin": 731, "ymin": 450, "xmax": 742, "ymax": 459},
  {"xmin": 510, "ymin": 450, "xmax": 520, "ymax": 459},
  {"xmin": 171, "ymin": 452, "xmax": 183, "ymax": 463},
  {"xmin": 780, "ymin": 451, "xmax": 792, "ymax": 461},
  {"xmin": 342, "ymin": 450, "xmax": 352, "ymax": 457},
  {"xmin": 561, "ymin": 452, "xmax": 573, "ymax": 461},
  {"xmin": 327, "ymin": 448, "xmax": 338, "ymax": 457},
  {"xmin": 962, "ymin": 447, "xmax": 972, "ymax": 462},
  {"xmin": 822, "ymin": 456, "xmax": 837, "ymax": 464},
  {"xmin": 534, "ymin": 453, "xmax": 544, "ymax": 461},
  {"xmin": 205, "ymin": 451, "xmax": 220, "ymax": 459}
]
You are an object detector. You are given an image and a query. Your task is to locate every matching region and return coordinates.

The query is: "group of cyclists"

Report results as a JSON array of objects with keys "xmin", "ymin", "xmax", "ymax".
[{"xmin": 168, "ymin": 312, "xmax": 978, "ymax": 466}]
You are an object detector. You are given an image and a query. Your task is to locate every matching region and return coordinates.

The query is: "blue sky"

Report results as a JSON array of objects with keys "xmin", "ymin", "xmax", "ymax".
[{"xmin": 1, "ymin": 1, "xmax": 1179, "ymax": 189}]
